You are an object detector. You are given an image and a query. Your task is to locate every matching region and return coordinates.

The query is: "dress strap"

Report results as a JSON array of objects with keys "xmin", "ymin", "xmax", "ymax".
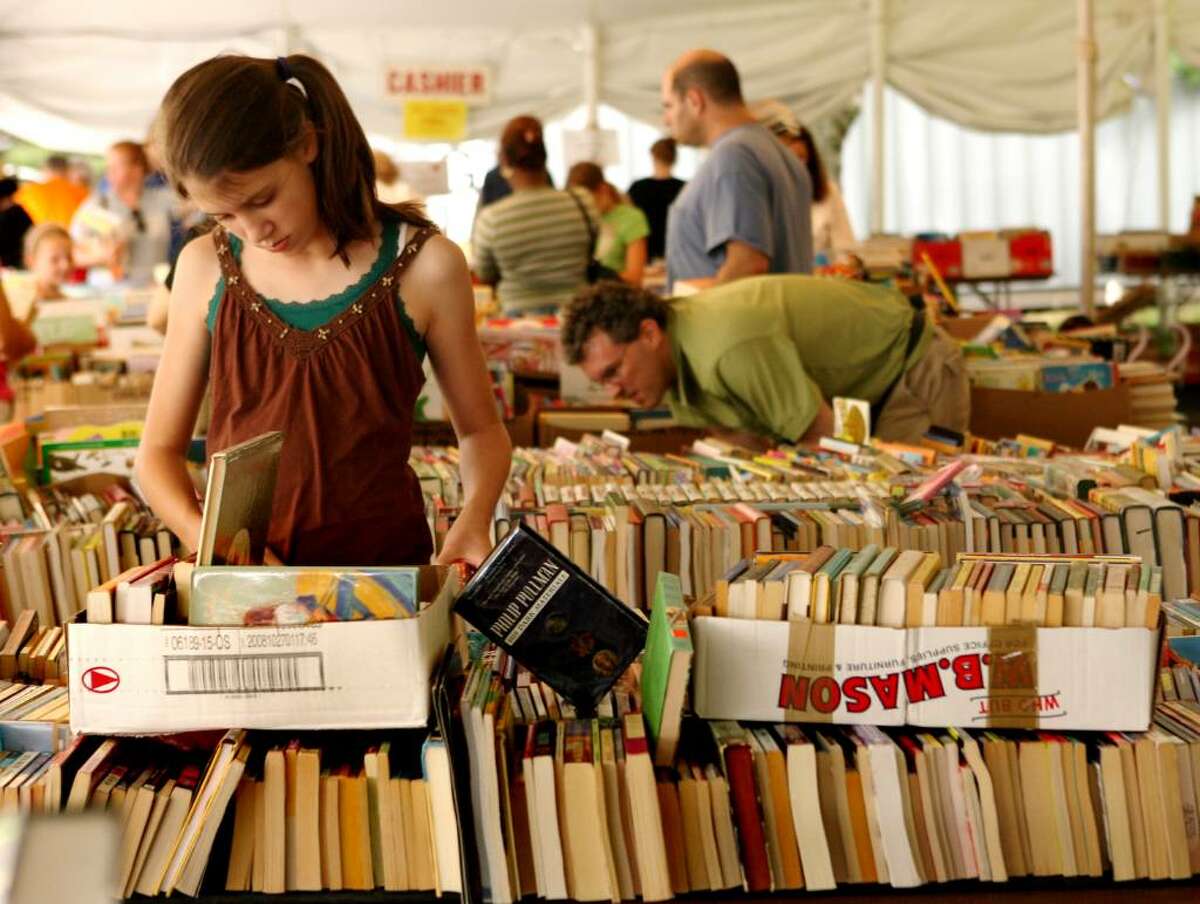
[
  {"xmin": 388, "ymin": 225, "xmax": 438, "ymax": 281},
  {"xmin": 212, "ymin": 227, "xmax": 240, "ymax": 280}
]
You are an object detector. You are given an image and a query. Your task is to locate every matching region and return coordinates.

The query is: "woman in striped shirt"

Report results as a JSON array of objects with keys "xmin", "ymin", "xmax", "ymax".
[{"xmin": 472, "ymin": 116, "xmax": 600, "ymax": 315}]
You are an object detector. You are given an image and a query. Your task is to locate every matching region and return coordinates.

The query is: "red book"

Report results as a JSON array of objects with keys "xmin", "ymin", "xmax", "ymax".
[{"xmin": 723, "ymin": 743, "xmax": 771, "ymax": 892}]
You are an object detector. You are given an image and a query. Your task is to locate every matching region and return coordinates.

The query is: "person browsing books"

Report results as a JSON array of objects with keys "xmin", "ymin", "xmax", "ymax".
[
  {"xmin": 565, "ymin": 161, "xmax": 649, "ymax": 286},
  {"xmin": 751, "ymin": 100, "xmax": 856, "ymax": 265},
  {"xmin": 561, "ymin": 277, "xmax": 969, "ymax": 446},
  {"xmin": 135, "ymin": 54, "xmax": 511, "ymax": 567},
  {"xmin": 660, "ymin": 50, "xmax": 812, "ymax": 290},
  {"xmin": 470, "ymin": 116, "xmax": 599, "ymax": 315}
]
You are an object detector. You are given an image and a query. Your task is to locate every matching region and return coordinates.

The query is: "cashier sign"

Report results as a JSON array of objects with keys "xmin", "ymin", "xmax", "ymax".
[{"xmin": 385, "ymin": 65, "xmax": 491, "ymax": 104}]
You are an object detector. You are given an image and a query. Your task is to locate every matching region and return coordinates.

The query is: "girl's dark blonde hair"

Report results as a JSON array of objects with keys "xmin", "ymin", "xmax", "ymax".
[{"xmin": 155, "ymin": 53, "xmax": 432, "ymax": 264}]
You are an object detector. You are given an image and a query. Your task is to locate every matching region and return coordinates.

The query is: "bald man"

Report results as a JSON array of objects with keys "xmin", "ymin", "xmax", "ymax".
[{"xmin": 660, "ymin": 50, "xmax": 812, "ymax": 290}]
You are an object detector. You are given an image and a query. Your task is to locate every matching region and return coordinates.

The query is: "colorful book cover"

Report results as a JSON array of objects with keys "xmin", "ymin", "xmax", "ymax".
[
  {"xmin": 189, "ymin": 566, "xmax": 421, "ymax": 626},
  {"xmin": 40, "ymin": 439, "xmax": 139, "ymax": 484},
  {"xmin": 1040, "ymin": 361, "xmax": 1114, "ymax": 393},
  {"xmin": 833, "ymin": 397, "xmax": 871, "ymax": 444}
]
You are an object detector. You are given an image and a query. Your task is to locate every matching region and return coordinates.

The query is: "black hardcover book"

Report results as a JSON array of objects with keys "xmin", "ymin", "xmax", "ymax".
[{"xmin": 453, "ymin": 522, "xmax": 648, "ymax": 709}]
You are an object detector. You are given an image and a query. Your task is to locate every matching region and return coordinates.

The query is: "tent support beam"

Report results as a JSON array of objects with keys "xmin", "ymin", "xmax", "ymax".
[
  {"xmin": 1156, "ymin": 0, "xmax": 1172, "ymax": 232},
  {"xmin": 582, "ymin": 23, "xmax": 600, "ymax": 130},
  {"xmin": 1078, "ymin": 0, "xmax": 1096, "ymax": 319},
  {"xmin": 869, "ymin": 0, "xmax": 887, "ymax": 236}
]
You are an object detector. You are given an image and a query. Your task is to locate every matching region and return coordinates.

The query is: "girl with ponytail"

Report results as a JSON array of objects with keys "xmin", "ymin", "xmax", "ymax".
[{"xmin": 136, "ymin": 54, "xmax": 510, "ymax": 567}]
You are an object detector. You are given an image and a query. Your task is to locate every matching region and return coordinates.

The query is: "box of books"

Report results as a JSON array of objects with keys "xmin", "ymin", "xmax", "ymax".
[
  {"xmin": 690, "ymin": 618, "xmax": 909, "ymax": 726},
  {"xmin": 691, "ymin": 619, "xmax": 1158, "ymax": 731},
  {"xmin": 904, "ymin": 624, "xmax": 1159, "ymax": 731},
  {"xmin": 66, "ymin": 565, "xmax": 458, "ymax": 735}
]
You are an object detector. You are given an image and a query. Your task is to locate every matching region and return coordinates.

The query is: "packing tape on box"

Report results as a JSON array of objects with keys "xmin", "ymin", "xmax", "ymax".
[
  {"xmin": 783, "ymin": 619, "xmax": 837, "ymax": 724},
  {"xmin": 984, "ymin": 625, "xmax": 1039, "ymax": 730}
]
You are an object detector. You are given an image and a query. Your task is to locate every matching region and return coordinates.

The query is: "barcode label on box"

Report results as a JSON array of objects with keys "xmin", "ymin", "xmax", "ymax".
[{"xmin": 164, "ymin": 653, "xmax": 325, "ymax": 695}]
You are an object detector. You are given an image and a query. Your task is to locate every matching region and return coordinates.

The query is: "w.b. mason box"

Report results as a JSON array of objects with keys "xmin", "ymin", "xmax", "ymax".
[
  {"xmin": 66, "ymin": 566, "xmax": 456, "ymax": 735},
  {"xmin": 691, "ymin": 617, "xmax": 1158, "ymax": 732}
]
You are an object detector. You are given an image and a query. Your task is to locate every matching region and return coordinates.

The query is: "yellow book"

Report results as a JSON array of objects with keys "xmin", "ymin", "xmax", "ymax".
[
  {"xmin": 936, "ymin": 562, "xmax": 973, "ymax": 627},
  {"xmin": 1004, "ymin": 563, "xmax": 1032, "ymax": 626},
  {"xmin": 904, "ymin": 552, "xmax": 942, "ymax": 628},
  {"xmin": 1018, "ymin": 564, "xmax": 1045, "ymax": 625}
]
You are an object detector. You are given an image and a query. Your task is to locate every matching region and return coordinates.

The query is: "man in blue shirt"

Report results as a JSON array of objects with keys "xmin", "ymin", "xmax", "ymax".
[{"xmin": 661, "ymin": 50, "xmax": 813, "ymax": 289}]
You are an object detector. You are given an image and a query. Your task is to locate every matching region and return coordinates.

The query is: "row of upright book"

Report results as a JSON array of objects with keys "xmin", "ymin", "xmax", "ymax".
[
  {"xmin": 456, "ymin": 640, "xmax": 1200, "ymax": 901},
  {"xmin": 10, "ymin": 727, "xmax": 459, "ymax": 899},
  {"xmin": 717, "ymin": 549, "xmax": 1162, "ymax": 629},
  {"xmin": 414, "ymin": 434, "xmax": 1200, "ymax": 612}
]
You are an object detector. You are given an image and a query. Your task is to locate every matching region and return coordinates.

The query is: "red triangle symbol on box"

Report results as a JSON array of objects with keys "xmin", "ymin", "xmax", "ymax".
[{"xmin": 82, "ymin": 667, "xmax": 120, "ymax": 693}]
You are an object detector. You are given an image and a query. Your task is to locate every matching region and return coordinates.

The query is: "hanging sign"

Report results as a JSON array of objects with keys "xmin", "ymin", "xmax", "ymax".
[
  {"xmin": 386, "ymin": 65, "xmax": 491, "ymax": 105},
  {"xmin": 399, "ymin": 161, "xmax": 451, "ymax": 197},
  {"xmin": 563, "ymin": 128, "xmax": 621, "ymax": 167},
  {"xmin": 403, "ymin": 100, "xmax": 468, "ymax": 142}
]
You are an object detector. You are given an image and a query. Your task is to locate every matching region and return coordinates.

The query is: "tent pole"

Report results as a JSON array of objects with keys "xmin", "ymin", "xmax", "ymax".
[
  {"xmin": 1155, "ymin": 0, "xmax": 1172, "ymax": 232},
  {"xmin": 869, "ymin": 0, "xmax": 886, "ymax": 236},
  {"xmin": 583, "ymin": 23, "xmax": 599, "ymax": 130},
  {"xmin": 1078, "ymin": 0, "xmax": 1096, "ymax": 319}
]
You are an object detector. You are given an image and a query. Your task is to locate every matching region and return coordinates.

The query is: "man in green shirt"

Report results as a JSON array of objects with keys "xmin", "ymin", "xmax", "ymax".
[{"xmin": 560, "ymin": 276, "xmax": 969, "ymax": 445}]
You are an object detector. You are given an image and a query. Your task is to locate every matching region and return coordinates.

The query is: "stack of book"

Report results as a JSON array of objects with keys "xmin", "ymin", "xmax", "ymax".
[
  {"xmin": 32, "ymin": 727, "xmax": 458, "ymax": 899},
  {"xmin": 0, "ymin": 481, "xmax": 176, "ymax": 630},
  {"xmin": 450, "ymin": 645, "xmax": 1200, "ymax": 897},
  {"xmin": 717, "ymin": 549, "xmax": 1161, "ymax": 629},
  {"xmin": 0, "ymin": 609, "xmax": 67, "ymax": 685},
  {"xmin": 221, "ymin": 731, "xmax": 447, "ymax": 895}
]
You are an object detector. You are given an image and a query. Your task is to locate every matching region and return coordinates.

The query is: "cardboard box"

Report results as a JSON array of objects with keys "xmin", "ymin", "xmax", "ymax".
[
  {"xmin": 912, "ymin": 239, "xmax": 963, "ymax": 280},
  {"xmin": 1007, "ymin": 230, "xmax": 1053, "ymax": 278},
  {"xmin": 691, "ymin": 618, "xmax": 908, "ymax": 726},
  {"xmin": 690, "ymin": 616, "xmax": 1156, "ymax": 731},
  {"xmin": 67, "ymin": 567, "xmax": 457, "ymax": 735},
  {"xmin": 969, "ymin": 384, "xmax": 1132, "ymax": 448},
  {"xmin": 961, "ymin": 236, "xmax": 1012, "ymax": 279},
  {"xmin": 905, "ymin": 626, "xmax": 1157, "ymax": 732}
]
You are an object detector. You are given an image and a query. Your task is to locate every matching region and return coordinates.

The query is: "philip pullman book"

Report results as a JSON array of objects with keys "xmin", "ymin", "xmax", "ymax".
[{"xmin": 453, "ymin": 522, "xmax": 648, "ymax": 708}]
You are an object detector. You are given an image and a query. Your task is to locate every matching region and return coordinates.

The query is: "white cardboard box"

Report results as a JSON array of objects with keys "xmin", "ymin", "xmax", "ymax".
[
  {"xmin": 961, "ymin": 236, "xmax": 1012, "ymax": 279},
  {"xmin": 905, "ymin": 625, "xmax": 1157, "ymax": 732},
  {"xmin": 691, "ymin": 616, "xmax": 1157, "ymax": 731},
  {"xmin": 691, "ymin": 618, "xmax": 908, "ymax": 726},
  {"xmin": 68, "ymin": 568, "xmax": 456, "ymax": 735}
]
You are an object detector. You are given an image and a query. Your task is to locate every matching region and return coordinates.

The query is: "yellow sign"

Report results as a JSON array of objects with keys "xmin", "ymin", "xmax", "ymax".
[{"xmin": 403, "ymin": 100, "xmax": 467, "ymax": 142}]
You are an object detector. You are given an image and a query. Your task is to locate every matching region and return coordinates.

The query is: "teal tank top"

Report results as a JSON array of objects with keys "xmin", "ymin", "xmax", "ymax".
[{"xmin": 206, "ymin": 219, "xmax": 426, "ymax": 361}]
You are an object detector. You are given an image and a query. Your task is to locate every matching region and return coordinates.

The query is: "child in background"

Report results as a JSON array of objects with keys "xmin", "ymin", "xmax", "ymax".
[
  {"xmin": 137, "ymin": 53, "xmax": 511, "ymax": 567},
  {"xmin": 23, "ymin": 224, "xmax": 74, "ymax": 303}
]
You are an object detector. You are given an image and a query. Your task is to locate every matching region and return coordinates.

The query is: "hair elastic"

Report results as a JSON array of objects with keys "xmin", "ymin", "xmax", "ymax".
[{"xmin": 275, "ymin": 56, "xmax": 307, "ymax": 97}]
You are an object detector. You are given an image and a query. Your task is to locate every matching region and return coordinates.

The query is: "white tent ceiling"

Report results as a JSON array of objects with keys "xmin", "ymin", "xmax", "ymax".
[{"xmin": 1, "ymin": 0, "xmax": 1199, "ymax": 153}]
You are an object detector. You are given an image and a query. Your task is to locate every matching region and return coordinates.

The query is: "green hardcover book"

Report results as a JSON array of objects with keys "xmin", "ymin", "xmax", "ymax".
[
  {"xmin": 1083, "ymin": 562, "xmax": 1103, "ymax": 627},
  {"xmin": 641, "ymin": 572, "xmax": 693, "ymax": 767},
  {"xmin": 857, "ymin": 546, "xmax": 897, "ymax": 626},
  {"xmin": 834, "ymin": 543, "xmax": 880, "ymax": 625},
  {"xmin": 811, "ymin": 547, "xmax": 855, "ymax": 623}
]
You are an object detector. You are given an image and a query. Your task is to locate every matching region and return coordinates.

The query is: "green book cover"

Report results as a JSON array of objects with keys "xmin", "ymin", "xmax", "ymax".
[
  {"xmin": 1049, "ymin": 563, "xmax": 1071, "ymax": 595},
  {"xmin": 641, "ymin": 571, "xmax": 692, "ymax": 766},
  {"xmin": 864, "ymin": 546, "xmax": 898, "ymax": 579},
  {"xmin": 816, "ymin": 547, "xmax": 854, "ymax": 582},
  {"xmin": 839, "ymin": 544, "xmax": 881, "ymax": 584}
]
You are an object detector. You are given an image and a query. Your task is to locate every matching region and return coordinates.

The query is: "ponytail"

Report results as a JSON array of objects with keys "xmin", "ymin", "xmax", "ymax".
[{"xmin": 157, "ymin": 53, "xmax": 432, "ymax": 266}]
